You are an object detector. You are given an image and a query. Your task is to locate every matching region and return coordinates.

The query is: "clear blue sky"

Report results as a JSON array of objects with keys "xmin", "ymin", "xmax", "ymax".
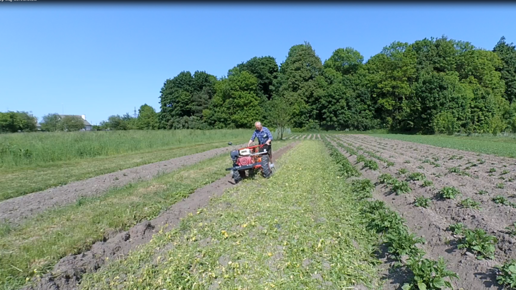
[{"xmin": 1, "ymin": 4, "xmax": 516, "ymax": 125}]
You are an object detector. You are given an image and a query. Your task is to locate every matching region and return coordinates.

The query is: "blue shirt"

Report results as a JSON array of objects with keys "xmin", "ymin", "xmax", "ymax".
[{"xmin": 250, "ymin": 127, "xmax": 273, "ymax": 144}]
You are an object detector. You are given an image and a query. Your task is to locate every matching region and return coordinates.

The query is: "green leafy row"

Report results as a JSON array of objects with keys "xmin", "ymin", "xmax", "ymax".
[
  {"xmin": 322, "ymin": 137, "xmax": 360, "ymax": 178},
  {"xmin": 327, "ymin": 143, "xmax": 458, "ymax": 290}
]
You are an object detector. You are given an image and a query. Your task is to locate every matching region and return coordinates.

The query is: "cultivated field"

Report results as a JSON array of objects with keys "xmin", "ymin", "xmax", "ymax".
[
  {"xmin": 0, "ymin": 130, "xmax": 251, "ymax": 201},
  {"xmin": 327, "ymin": 134, "xmax": 516, "ymax": 289},
  {"xmin": 1, "ymin": 131, "xmax": 516, "ymax": 290}
]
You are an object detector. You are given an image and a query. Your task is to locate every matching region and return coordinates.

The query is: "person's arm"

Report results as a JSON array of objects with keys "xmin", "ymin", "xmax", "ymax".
[
  {"xmin": 265, "ymin": 128, "xmax": 273, "ymax": 144},
  {"xmin": 248, "ymin": 131, "xmax": 256, "ymax": 146}
]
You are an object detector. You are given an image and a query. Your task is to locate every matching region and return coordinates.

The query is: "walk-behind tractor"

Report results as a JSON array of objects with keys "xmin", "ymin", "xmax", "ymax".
[{"xmin": 226, "ymin": 143, "xmax": 272, "ymax": 183}]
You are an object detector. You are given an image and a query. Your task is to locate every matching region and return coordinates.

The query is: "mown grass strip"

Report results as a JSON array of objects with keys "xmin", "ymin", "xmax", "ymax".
[
  {"xmin": 0, "ymin": 140, "xmax": 291, "ymax": 289},
  {"xmin": 0, "ymin": 140, "xmax": 247, "ymax": 202},
  {"xmin": 0, "ymin": 129, "xmax": 251, "ymax": 169},
  {"xmin": 80, "ymin": 141, "xmax": 382, "ymax": 289}
]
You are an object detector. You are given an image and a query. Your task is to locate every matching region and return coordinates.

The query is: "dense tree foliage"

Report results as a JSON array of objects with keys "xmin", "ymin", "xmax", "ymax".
[
  {"xmin": 137, "ymin": 104, "xmax": 159, "ymax": 130},
  {"xmin": 40, "ymin": 114, "xmax": 85, "ymax": 132},
  {"xmin": 158, "ymin": 71, "xmax": 217, "ymax": 129},
  {"xmin": 99, "ymin": 105, "xmax": 158, "ymax": 131},
  {"xmin": 5, "ymin": 36, "xmax": 516, "ymax": 136},
  {"xmin": 155, "ymin": 36, "xmax": 516, "ymax": 135},
  {"xmin": 0, "ymin": 111, "xmax": 37, "ymax": 133}
]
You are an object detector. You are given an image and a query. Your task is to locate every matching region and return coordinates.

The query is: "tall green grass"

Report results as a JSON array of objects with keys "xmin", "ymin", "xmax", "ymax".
[
  {"xmin": 371, "ymin": 134, "xmax": 516, "ymax": 158},
  {"xmin": 0, "ymin": 130, "xmax": 250, "ymax": 169}
]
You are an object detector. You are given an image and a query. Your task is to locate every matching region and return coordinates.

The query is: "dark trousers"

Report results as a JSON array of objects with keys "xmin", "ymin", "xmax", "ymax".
[{"xmin": 259, "ymin": 143, "xmax": 272, "ymax": 161}]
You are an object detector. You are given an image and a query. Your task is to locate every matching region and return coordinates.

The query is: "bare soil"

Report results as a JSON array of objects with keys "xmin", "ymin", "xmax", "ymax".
[
  {"xmin": 333, "ymin": 134, "xmax": 516, "ymax": 290},
  {"xmin": 0, "ymin": 145, "xmax": 246, "ymax": 225},
  {"xmin": 24, "ymin": 142, "xmax": 299, "ymax": 290}
]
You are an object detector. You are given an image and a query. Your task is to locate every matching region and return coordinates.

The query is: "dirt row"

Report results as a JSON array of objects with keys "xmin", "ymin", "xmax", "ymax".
[
  {"xmin": 25, "ymin": 142, "xmax": 299, "ymax": 290},
  {"xmin": 0, "ymin": 144, "xmax": 247, "ymax": 225},
  {"xmin": 332, "ymin": 134, "xmax": 516, "ymax": 289},
  {"xmin": 287, "ymin": 134, "xmax": 321, "ymax": 140}
]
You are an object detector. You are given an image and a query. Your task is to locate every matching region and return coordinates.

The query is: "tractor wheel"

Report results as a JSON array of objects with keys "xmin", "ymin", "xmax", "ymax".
[
  {"xmin": 260, "ymin": 155, "xmax": 272, "ymax": 178},
  {"xmin": 232, "ymin": 170, "xmax": 243, "ymax": 183}
]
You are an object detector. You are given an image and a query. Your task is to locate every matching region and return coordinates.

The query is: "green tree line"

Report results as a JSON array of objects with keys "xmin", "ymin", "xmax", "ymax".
[
  {"xmin": 3, "ymin": 35, "xmax": 515, "ymax": 135},
  {"xmin": 159, "ymin": 36, "xmax": 516, "ymax": 134}
]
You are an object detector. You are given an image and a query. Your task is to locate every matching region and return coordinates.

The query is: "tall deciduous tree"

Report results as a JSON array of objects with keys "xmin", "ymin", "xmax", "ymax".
[
  {"xmin": 159, "ymin": 70, "xmax": 217, "ymax": 129},
  {"xmin": 236, "ymin": 56, "xmax": 279, "ymax": 100},
  {"xmin": 205, "ymin": 70, "xmax": 263, "ymax": 129},
  {"xmin": 0, "ymin": 111, "xmax": 37, "ymax": 133},
  {"xmin": 324, "ymin": 47, "xmax": 364, "ymax": 75},
  {"xmin": 266, "ymin": 98, "xmax": 292, "ymax": 139},
  {"xmin": 274, "ymin": 42, "xmax": 325, "ymax": 129},
  {"xmin": 494, "ymin": 36, "xmax": 516, "ymax": 104},
  {"xmin": 40, "ymin": 113, "xmax": 61, "ymax": 132},
  {"xmin": 58, "ymin": 116, "xmax": 85, "ymax": 131},
  {"xmin": 137, "ymin": 104, "xmax": 158, "ymax": 130}
]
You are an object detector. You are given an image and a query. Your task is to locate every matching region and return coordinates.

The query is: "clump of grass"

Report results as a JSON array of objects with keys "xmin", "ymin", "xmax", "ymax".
[
  {"xmin": 496, "ymin": 183, "xmax": 505, "ymax": 189},
  {"xmin": 489, "ymin": 168, "xmax": 497, "ymax": 173},
  {"xmin": 477, "ymin": 190, "xmax": 488, "ymax": 195},
  {"xmin": 398, "ymin": 168, "xmax": 408, "ymax": 175}
]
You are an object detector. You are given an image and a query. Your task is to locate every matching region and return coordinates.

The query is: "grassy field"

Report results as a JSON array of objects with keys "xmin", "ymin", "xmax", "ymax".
[
  {"xmin": 79, "ymin": 141, "xmax": 383, "ymax": 289},
  {"xmin": 0, "ymin": 130, "xmax": 251, "ymax": 169},
  {"xmin": 1, "ymin": 153, "xmax": 230, "ymax": 288},
  {"xmin": 370, "ymin": 133, "xmax": 516, "ymax": 158},
  {"xmin": 0, "ymin": 141, "xmax": 243, "ymax": 202},
  {"xmin": 0, "ymin": 130, "xmax": 257, "ymax": 201},
  {"xmin": 0, "ymin": 140, "xmax": 294, "ymax": 289}
]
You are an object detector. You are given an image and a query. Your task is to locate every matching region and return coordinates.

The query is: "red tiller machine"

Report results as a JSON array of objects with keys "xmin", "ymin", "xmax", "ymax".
[{"xmin": 226, "ymin": 143, "xmax": 272, "ymax": 183}]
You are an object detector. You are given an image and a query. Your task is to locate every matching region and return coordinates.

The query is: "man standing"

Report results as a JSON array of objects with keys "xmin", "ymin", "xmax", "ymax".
[{"xmin": 248, "ymin": 121, "xmax": 274, "ymax": 167}]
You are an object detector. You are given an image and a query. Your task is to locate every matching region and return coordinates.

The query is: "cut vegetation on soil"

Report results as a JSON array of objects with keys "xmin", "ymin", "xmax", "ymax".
[{"xmin": 79, "ymin": 141, "xmax": 384, "ymax": 289}]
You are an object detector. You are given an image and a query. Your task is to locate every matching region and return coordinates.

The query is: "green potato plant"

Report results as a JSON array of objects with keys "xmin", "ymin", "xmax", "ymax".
[
  {"xmin": 422, "ymin": 180, "xmax": 434, "ymax": 187},
  {"xmin": 439, "ymin": 187, "xmax": 461, "ymax": 199},
  {"xmin": 378, "ymin": 173, "xmax": 395, "ymax": 185},
  {"xmin": 385, "ymin": 227, "xmax": 425, "ymax": 261},
  {"xmin": 392, "ymin": 180, "xmax": 411, "ymax": 195},
  {"xmin": 402, "ymin": 257, "xmax": 458, "ymax": 290},
  {"xmin": 415, "ymin": 196, "xmax": 431, "ymax": 208},
  {"xmin": 407, "ymin": 172, "xmax": 426, "ymax": 181},
  {"xmin": 459, "ymin": 198, "xmax": 481, "ymax": 209},
  {"xmin": 457, "ymin": 228, "xmax": 498, "ymax": 260},
  {"xmin": 496, "ymin": 260, "xmax": 516, "ymax": 288}
]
